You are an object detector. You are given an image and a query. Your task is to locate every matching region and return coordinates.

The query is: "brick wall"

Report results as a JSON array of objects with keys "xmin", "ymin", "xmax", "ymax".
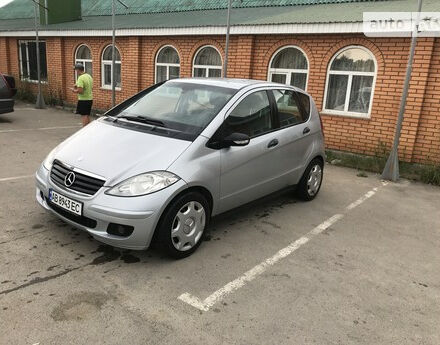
[
  {"xmin": 0, "ymin": 33, "xmax": 439, "ymax": 164},
  {"xmin": 412, "ymin": 37, "xmax": 440, "ymax": 164}
]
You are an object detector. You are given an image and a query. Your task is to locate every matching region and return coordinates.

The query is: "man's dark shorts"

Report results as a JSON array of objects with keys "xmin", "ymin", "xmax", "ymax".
[{"xmin": 76, "ymin": 100, "xmax": 93, "ymax": 115}]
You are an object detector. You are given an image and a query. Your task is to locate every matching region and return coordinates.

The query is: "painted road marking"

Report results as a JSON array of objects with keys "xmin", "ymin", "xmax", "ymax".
[
  {"xmin": 11, "ymin": 107, "xmax": 38, "ymax": 111},
  {"xmin": 178, "ymin": 184, "xmax": 385, "ymax": 312},
  {"xmin": 0, "ymin": 125, "xmax": 80, "ymax": 133},
  {"xmin": 179, "ymin": 214, "xmax": 343, "ymax": 312},
  {"xmin": 346, "ymin": 187, "xmax": 378, "ymax": 211},
  {"xmin": 0, "ymin": 175, "xmax": 34, "ymax": 182}
]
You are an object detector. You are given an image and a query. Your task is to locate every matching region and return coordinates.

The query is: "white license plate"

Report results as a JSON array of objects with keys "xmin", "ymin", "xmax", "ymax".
[{"xmin": 49, "ymin": 189, "xmax": 82, "ymax": 216}]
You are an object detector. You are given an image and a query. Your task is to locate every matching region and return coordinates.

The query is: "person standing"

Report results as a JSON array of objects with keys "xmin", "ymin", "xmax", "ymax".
[{"xmin": 71, "ymin": 63, "xmax": 93, "ymax": 127}]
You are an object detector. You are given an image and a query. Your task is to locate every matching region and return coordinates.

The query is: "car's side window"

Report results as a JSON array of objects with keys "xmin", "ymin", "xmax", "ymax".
[
  {"xmin": 273, "ymin": 89, "xmax": 307, "ymax": 128},
  {"xmin": 296, "ymin": 92, "xmax": 310, "ymax": 120},
  {"xmin": 224, "ymin": 90, "xmax": 273, "ymax": 138}
]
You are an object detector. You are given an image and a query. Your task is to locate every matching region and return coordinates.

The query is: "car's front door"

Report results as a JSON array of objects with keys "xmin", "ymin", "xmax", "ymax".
[{"xmin": 216, "ymin": 89, "xmax": 286, "ymax": 213}]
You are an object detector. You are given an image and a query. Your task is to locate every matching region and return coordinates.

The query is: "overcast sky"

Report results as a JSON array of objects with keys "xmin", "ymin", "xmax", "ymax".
[{"xmin": 0, "ymin": 0, "xmax": 13, "ymax": 8}]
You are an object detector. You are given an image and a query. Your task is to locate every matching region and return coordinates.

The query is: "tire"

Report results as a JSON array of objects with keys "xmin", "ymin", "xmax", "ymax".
[
  {"xmin": 155, "ymin": 191, "xmax": 210, "ymax": 259},
  {"xmin": 296, "ymin": 158, "xmax": 324, "ymax": 201}
]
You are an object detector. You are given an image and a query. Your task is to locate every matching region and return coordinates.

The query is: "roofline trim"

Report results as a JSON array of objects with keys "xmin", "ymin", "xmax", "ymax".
[{"xmin": 0, "ymin": 22, "xmax": 364, "ymax": 37}]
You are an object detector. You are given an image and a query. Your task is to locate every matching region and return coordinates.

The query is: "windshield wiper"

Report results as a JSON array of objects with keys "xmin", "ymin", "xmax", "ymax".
[{"xmin": 115, "ymin": 115, "xmax": 166, "ymax": 127}]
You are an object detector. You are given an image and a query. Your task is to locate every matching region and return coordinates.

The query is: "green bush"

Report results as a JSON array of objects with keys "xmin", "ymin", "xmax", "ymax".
[
  {"xmin": 15, "ymin": 81, "xmax": 36, "ymax": 103},
  {"xmin": 44, "ymin": 85, "xmax": 63, "ymax": 106},
  {"xmin": 14, "ymin": 79, "xmax": 64, "ymax": 106}
]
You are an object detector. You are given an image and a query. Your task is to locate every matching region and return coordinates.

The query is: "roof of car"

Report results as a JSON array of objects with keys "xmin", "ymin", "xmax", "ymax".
[{"xmin": 167, "ymin": 78, "xmax": 288, "ymax": 90}]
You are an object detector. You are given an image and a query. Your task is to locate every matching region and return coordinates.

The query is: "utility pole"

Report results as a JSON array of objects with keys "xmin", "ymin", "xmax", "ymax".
[
  {"xmin": 223, "ymin": 0, "xmax": 232, "ymax": 78},
  {"xmin": 33, "ymin": 0, "xmax": 46, "ymax": 109},
  {"xmin": 111, "ymin": 0, "xmax": 128, "ymax": 107},
  {"xmin": 382, "ymin": 0, "xmax": 423, "ymax": 181},
  {"xmin": 111, "ymin": 0, "xmax": 116, "ymax": 107}
]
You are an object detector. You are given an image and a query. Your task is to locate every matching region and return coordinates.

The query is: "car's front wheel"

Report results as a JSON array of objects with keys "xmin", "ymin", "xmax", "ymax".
[{"xmin": 155, "ymin": 191, "xmax": 210, "ymax": 259}]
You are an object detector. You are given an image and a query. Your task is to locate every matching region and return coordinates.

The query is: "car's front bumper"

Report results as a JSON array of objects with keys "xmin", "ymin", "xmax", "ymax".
[{"xmin": 35, "ymin": 164, "xmax": 187, "ymax": 250}]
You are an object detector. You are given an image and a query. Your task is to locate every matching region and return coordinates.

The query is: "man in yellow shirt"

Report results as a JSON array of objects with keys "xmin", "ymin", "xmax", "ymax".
[{"xmin": 72, "ymin": 63, "xmax": 93, "ymax": 127}]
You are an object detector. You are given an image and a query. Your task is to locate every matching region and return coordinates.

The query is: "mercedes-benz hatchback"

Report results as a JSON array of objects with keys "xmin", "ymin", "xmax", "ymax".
[{"xmin": 36, "ymin": 78, "xmax": 325, "ymax": 258}]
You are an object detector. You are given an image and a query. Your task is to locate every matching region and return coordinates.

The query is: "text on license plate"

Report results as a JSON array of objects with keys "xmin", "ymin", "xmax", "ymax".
[{"xmin": 49, "ymin": 189, "xmax": 82, "ymax": 216}]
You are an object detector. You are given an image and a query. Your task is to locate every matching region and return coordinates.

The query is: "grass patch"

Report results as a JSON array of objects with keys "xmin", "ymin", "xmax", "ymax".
[
  {"xmin": 419, "ymin": 165, "xmax": 440, "ymax": 185},
  {"xmin": 356, "ymin": 171, "xmax": 368, "ymax": 178},
  {"xmin": 326, "ymin": 149, "xmax": 440, "ymax": 186}
]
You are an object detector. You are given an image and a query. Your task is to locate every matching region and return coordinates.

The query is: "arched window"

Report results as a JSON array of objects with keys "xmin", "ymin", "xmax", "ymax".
[
  {"xmin": 75, "ymin": 44, "xmax": 92, "ymax": 80},
  {"xmin": 101, "ymin": 45, "xmax": 121, "ymax": 88},
  {"xmin": 192, "ymin": 46, "xmax": 222, "ymax": 78},
  {"xmin": 323, "ymin": 46, "xmax": 377, "ymax": 117},
  {"xmin": 268, "ymin": 46, "xmax": 309, "ymax": 90},
  {"xmin": 155, "ymin": 46, "xmax": 180, "ymax": 83}
]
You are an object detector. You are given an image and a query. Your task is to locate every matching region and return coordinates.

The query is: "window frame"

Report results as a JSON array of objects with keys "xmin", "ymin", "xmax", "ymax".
[
  {"xmin": 270, "ymin": 88, "xmax": 310, "ymax": 129},
  {"xmin": 18, "ymin": 39, "xmax": 48, "ymax": 83},
  {"xmin": 267, "ymin": 46, "xmax": 309, "ymax": 91},
  {"xmin": 155, "ymin": 45, "xmax": 181, "ymax": 83},
  {"xmin": 101, "ymin": 44, "xmax": 122, "ymax": 90},
  {"xmin": 322, "ymin": 45, "xmax": 377, "ymax": 119},
  {"xmin": 216, "ymin": 88, "xmax": 278, "ymax": 141},
  {"xmin": 192, "ymin": 45, "xmax": 223, "ymax": 78},
  {"xmin": 75, "ymin": 44, "xmax": 93, "ymax": 81}
]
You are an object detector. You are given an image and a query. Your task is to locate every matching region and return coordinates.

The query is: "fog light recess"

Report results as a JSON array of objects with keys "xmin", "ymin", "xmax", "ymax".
[{"xmin": 107, "ymin": 223, "xmax": 134, "ymax": 237}]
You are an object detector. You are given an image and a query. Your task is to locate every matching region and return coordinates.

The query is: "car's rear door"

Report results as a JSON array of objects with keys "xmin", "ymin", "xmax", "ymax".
[
  {"xmin": 269, "ymin": 88, "xmax": 314, "ymax": 185},
  {"xmin": 0, "ymin": 74, "xmax": 14, "ymax": 114},
  {"xmin": 217, "ymin": 89, "xmax": 286, "ymax": 213}
]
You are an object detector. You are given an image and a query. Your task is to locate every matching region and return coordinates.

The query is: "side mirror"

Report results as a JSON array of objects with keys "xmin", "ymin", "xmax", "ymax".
[
  {"xmin": 207, "ymin": 132, "xmax": 250, "ymax": 150},
  {"xmin": 223, "ymin": 133, "xmax": 250, "ymax": 147}
]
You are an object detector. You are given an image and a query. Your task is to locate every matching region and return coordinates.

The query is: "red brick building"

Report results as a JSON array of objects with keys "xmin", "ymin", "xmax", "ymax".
[{"xmin": 0, "ymin": 0, "xmax": 439, "ymax": 164}]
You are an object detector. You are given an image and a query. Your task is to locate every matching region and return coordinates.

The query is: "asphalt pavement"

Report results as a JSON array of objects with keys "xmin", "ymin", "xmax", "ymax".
[{"xmin": 0, "ymin": 105, "xmax": 439, "ymax": 345}]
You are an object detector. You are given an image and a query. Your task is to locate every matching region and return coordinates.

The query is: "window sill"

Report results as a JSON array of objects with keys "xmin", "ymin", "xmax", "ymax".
[
  {"xmin": 321, "ymin": 110, "xmax": 371, "ymax": 120},
  {"xmin": 100, "ymin": 86, "xmax": 122, "ymax": 92},
  {"xmin": 20, "ymin": 78, "xmax": 48, "ymax": 84}
]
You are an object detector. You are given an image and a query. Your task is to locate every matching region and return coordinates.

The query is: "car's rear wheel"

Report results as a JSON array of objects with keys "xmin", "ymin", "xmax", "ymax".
[
  {"xmin": 155, "ymin": 191, "xmax": 210, "ymax": 259},
  {"xmin": 296, "ymin": 158, "xmax": 323, "ymax": 201}
]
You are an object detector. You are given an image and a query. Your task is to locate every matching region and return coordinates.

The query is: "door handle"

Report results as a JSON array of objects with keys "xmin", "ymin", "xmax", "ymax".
[
  {"xmin": 303, "ymin": 127, "xmax": 311, "ymax": 135},
  {"xmin": 267, "ymin": 139, "xmax": 279, "ymax": 148}
]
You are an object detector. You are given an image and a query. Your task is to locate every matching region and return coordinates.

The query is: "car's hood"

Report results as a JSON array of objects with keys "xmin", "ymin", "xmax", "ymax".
[{"xmin": 53, "ymin": 119, "xmax": 192, "ymax": 186}]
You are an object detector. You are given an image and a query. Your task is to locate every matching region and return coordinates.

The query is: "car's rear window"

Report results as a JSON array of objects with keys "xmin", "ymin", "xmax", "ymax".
[
  {"xmin": 0, "ymin": 75, "xmax": 6, "ymax": 89},
  {"xmin": 0, "ymin": 75, "xmax": 8, "ymax": 97}
]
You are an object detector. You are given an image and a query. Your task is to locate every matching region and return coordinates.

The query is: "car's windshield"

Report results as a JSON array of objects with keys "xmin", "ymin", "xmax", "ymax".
[{"xmin": 116, "ymin": 82, "xmax": 236, "ymax": 138}]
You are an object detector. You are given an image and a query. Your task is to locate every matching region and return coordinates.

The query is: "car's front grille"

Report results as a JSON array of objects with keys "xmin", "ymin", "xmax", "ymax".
[
  {"xmin": 50, "ymin": 160, "xmax": 106, "ymax": 196},
  {"xmin": 45, "ymin": 197, "xmax": 97, "ymax": 228}
]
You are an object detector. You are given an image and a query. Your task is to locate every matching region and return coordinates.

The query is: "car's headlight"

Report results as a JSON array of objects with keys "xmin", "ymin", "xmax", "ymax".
[
  {"xmin": 105, "ymin": 171, "xmax": 180, "ymax": 197},
  {"xmin": 42, "ymin": 148, "xmax": 57, "ymax": 171}
]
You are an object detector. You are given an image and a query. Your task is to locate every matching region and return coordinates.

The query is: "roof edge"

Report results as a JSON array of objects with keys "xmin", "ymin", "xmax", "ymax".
[{"xmin": 0, "ymin": 22, "xmax": 364, "ymax": 36}]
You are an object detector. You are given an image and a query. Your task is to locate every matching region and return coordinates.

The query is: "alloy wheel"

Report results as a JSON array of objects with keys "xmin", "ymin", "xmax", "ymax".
[
  {"xmin": 171, "ymin": 201, "xmax": 206, "ymax": 251},
  {"xmin": 307, "ymin": 164, "xmax": 322, "ymax": 196}
]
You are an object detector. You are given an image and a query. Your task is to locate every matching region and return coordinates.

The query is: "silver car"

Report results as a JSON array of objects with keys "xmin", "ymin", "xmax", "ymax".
[{"xmin": 36, "ymin": 78, "xmax": 325, "ymax": 258}]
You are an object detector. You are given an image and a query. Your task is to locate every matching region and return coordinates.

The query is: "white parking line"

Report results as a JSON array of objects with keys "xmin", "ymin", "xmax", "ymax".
[
  {"xmin": 0, "ymin": 125, "xmax": 80, "ymax": 133},
  {"xmin": 346, "ymin": 187, "xmax": 377, "ymax": 211},
  {"xmin": 178, "ymin": 184, "xmax": 386, "ymax": 312},
  {"xmin": 0, "ymin": 175, "xmax": 34, "ymax": 182}
]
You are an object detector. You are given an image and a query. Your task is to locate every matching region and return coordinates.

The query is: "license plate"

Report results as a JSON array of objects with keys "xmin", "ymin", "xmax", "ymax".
[{"xmin": 49, "ymin": 189, "xmax": 83, "ymax": 216}]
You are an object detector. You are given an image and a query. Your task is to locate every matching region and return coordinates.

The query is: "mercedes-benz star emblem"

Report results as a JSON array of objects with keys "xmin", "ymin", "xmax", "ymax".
[{"xmin": 64, "ymin": 172, "xmax": 76, "ymax": 187}]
